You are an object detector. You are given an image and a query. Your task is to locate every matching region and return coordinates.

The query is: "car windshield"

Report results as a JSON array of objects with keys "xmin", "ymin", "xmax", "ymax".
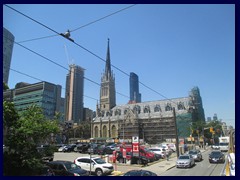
[
  {"xmin": 189, "ymin": 151, "xmax": 197, "ymax": 155},
  {"xmin": 211, "ymin": 151, "xmax": 221, "ymax": 156},
  {"xmin": 65, "ymin": 163, "xmax": 79, "ymax": 170},
  {"xmin": 179, "ymin": 156, "xmax": 189, "ymax": 159},
  {"xmin": 150, "ymin": 149, "xmax": 160, "ymax": 151},
  {"xmin": 94, "ymin": 158, "xmax": 106, "ymax": 164}
]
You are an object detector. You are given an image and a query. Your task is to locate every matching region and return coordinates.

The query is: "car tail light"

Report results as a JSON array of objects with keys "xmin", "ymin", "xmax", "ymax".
[{"xmin": 73, "ymin": 173, "xmax": 80, "ymax": 176}]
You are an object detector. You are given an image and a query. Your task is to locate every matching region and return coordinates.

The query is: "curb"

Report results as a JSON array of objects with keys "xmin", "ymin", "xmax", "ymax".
[{"xmin": 111, "ymin": 171, "xmax": 124, "ymax": 176}]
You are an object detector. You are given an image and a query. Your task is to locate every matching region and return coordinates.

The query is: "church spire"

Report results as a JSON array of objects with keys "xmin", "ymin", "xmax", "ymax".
[{"xmin": 105, "ymin": 38, "xmax": 111, "ymax": 80}]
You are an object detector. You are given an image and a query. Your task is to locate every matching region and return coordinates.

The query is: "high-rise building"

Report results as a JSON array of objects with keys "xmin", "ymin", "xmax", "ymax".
[
  {"xmin": 65, "ymin": 64, "xmax": 85, "ymax": 125},
  {"xmin": 98, "ymin": 39, "xmax": 116, "ymax": 112},
  {"xmin": 3, "ymin": 81, "xmax": 62, "ymax": 120},
  {"xmin": 129, "ymin": 72, "xmax": 141, "ymax": 103},
  {"xmin": 213, "ymin": 113, "xmax": 218, "ymax": 121},
  {"xmin": 3, "ymin": 27, "xmax": 15, "ymax": 84}
]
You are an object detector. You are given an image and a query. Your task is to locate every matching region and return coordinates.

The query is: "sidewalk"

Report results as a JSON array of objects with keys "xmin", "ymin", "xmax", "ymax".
[
  {"xmin": 111, "ymin": 148, "xmax": 208, "ymax": 176},
  {"xmin": 110, "ymin": 154, "xmax": 177, "ymax": 176}
]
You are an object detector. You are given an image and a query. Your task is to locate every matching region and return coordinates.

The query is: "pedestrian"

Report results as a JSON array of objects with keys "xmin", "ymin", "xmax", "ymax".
[{"xmin": 166, "ymin": 153, "xmax": 169, "ymax": 161}]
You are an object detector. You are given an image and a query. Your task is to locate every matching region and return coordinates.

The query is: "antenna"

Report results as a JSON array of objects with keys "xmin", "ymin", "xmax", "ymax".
[
  {"xmin": 64, "ymin": 44, "xmax": 74, "ymax": 66},
  {"xmin": 64, "ymin": 44, "xmax": 70, "ymax": 66}
]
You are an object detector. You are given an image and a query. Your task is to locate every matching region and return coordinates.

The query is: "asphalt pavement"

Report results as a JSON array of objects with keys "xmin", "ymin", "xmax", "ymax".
[{"xmin": 111, "ymin": 147, "xmax": 208, "ymax": 176}]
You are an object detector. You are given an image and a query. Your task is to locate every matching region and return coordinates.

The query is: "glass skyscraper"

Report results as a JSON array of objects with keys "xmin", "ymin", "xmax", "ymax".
[{"xmin": 129, "ymin": 72, "xmax": 141, "ymax": 103}]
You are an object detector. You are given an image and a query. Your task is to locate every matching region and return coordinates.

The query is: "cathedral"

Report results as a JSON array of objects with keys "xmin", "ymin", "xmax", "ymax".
[{"xmin": 91, "ymin": 40, "xmax": 205, "ymax": 144}]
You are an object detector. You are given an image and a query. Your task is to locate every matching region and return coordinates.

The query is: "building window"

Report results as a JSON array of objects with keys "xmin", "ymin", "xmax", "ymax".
[
  {"xmin": 133, "ymin": 105, "xmax": 141, "ymax": 114},
  {"xmin": 144, "ymin": 105, "xmax": 150, "ymax": 113},
  {"xmin": 111, "ymin": 125, "xmax": 117, "ymax": 138},
  {"xmin": 178, "ymin": 102, "xmax": 185, "ymax": 110},
  {"xmin": 165, "ymin": 103, "xmax": 172, "ymax": 111},
  {"xmin": 114, "ymin": 109, "xmax": 121, "ymax": 116},
  {"xmin": 94, "ymin": 126, "xmax": 99, "ymax": 138},
  {"xmin": 102, "ymin": 125, "xmax": 107, "ymax": 137},
  {"xmin": 154, "ymin": 105, "xmax": 161, "ymax": 112}
]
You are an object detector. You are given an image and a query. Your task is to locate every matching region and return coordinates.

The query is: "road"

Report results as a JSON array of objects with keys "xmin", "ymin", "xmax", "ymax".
[
  {"xmin": 53, "ymin": 148, "xmax": 226, "ymax": 176},
  {"xmin": 160, "ymin": 149, "xmax": 225, "ymax": 176}
]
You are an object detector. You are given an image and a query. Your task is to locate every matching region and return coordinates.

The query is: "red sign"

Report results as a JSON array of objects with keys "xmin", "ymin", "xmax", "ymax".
[{"xmin": 122, "ymin": 149, "xmax": 126, "ymax": 158}]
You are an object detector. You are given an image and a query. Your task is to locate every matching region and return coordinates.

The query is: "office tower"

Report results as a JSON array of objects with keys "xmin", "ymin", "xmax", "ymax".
[
  {"xmin": 129, "ymin": 72, "xmax": 141, "ymax": 103},
  {"xmin": 3, "ymin": 27, "xmax": 15, "ymax": 84},
  {"xmin": 3, "ymin": 81, "xmax": 62, "ymax": 120},
  {"xmin": 65, "ymin": 64, "xmax": 85, "ymax": 125}
]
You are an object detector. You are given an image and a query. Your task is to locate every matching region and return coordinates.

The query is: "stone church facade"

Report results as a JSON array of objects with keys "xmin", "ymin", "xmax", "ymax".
[{"xmin": 91, "ymin": 40, "xmax": 205, "ymax": 144}]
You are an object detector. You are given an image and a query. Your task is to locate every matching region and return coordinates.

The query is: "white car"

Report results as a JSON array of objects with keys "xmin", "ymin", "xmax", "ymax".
[
  {"xmin": 149, "ymin": 147, "xmax": 166, "ymax": 158},
  {"xmin": 58, "ymin": 145, "xmax": 67, "ymax": 152},
  {"xmin": 176, "ymin": 154, "xmax": 195, "ymax": 168},
  {"xmin": 74, "ymin": 156, "xmax": 114, "ymax": 176}
]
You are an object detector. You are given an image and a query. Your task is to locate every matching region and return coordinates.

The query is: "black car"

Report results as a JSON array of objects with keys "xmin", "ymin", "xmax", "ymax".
[
  {"xmin": 123, "ymin": 170, "xmax": 157, "ymax": 176},
  {"xmin": 76, "ymin": 143, "xmax": 90, "ymax": 153},
  {"xmin": 37, "ymin": 165, "xmax": 55, "ymax": 176},
  {"xmin": 131, "ymin": 155, "xmax": 149, "ymax": 165},
  {"xmin": 209, "ymin": 151, "xmax": 225, "ymax": 163},
  {"xmin": 95, "ymin": 145, "xmax": 114, "ymax": 155},
  {"xmin": 47, "ymin": 160, "xmax": 89, "ymax": 176}
]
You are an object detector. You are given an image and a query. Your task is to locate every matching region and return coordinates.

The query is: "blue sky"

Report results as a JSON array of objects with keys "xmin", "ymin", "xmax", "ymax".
[{"xmin": 3, "ymin": 4, "xmax": 235, "ymax": 127}]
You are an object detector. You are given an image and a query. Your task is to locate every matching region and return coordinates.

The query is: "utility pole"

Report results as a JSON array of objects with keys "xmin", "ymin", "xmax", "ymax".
[{"xmin": 173, "ymin": 107, "xmax": 180, "ymax": 157}]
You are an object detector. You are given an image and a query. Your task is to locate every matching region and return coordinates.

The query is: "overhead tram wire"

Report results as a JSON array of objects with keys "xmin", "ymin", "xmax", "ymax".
[
  {"xmin": 5, "ymin": 4, "xmax": 193, "ymax": 108},
  {"xmin": 12, "ymin": 39, "xmax": 129, "ymax": 99},
  {"xmin": 4, "ymin": 33, "xmax": 130, "ymax": 100},
  {"xmin": 10, "ymin": 67, "xmax": 99, "ymax": 102},
  {"xmin": 14, "ymin": 4, "xmax": 137, "ymax": 44}
]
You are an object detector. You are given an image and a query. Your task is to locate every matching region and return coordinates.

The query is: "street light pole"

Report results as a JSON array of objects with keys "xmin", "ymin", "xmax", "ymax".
[{"xmin": 173, "ymin": 107, "xmax": 179, "ymax": 157}]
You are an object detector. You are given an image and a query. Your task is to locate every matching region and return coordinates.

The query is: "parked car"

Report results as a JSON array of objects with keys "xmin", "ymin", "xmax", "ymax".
[
  {"xmin": 95, "ymin": 145, "xmax": 114, "ymax": 155},
  {"xmin": 63, "ymin": 144, "xmax": 76, "ymax": 152},
  {"xmin": 209, "ymin": 151, "xmax": 225, "ymax": 163},
  {"xmin": 58, "ymin": 145, "xmax": 67, "ymax": 152},
  {"xmin": 149, "ymin": 147, "xmax": 166, "ymax": 159},
  {"xmin": 37, "ymin": 165, "xmax": 55, "ymax": 176},
  {"xmin": 75, "ymin": 143, "xmax": 90, "ymax": 153},
  {"xmin": 176, "ymin": 154, "xmax": 195, "ymax": 168},
  {"xmin": 74, "ymin": 156, "xmax": 114, "ymax": 176},
  {"xmin": 131, "ymin": 155, "xmax": 149, "ymax": 165},
  {"xmin": 87, "ymin": 143, "xmax": 101, "ymax": 154},
  {"xmin": 187, "ymin": 149, "xmax": 202, "ymax": 162},
  {"xmin": 47, "ymin": 160, "xmax": 89, "ymax": 176},
  {"xmin": 123, "ymin": 170, "xmax": 157, "ymax": 176}
]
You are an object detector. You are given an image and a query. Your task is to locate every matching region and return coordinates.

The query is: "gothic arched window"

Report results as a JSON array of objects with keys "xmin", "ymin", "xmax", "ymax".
[
  {"xmin": 94, "ymin": 126, "xmax": 99, "ymax": 138},
  {"xmin": 154, "ymin": 105, "xmax": 161, "ymax": 112},
  {"xmin": 165, "ymin": 103, "xmax": 172, "ymax": 111},
  {"xmin": 102, "ymin": 125, "xmax": 107, "ymax": 137},
  {"xmin": 111, "ymin": 125, "xmax": 117, "ymax": 138},
  {"xmin": 178, "ymin": 102, "xmax": 185, "ymax": 110},
  {"xmin": 144, "ymin": 105, "xmax": 150, "ymax": 113}
]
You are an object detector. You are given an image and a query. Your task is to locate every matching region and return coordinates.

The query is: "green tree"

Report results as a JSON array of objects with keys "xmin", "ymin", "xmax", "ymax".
[
  {"xmin": 3, "ymin": 104, "xmax": 60, "ymax": 176},
  {"xmin": 3, "ymin": 82, "xmax": 9, "ymax": 91}
]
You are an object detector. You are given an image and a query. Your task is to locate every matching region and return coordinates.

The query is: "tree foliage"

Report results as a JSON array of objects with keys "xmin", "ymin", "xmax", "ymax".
[{"xmin": 3, "ymin": 103, "xmax": 60, "ymax": 176}]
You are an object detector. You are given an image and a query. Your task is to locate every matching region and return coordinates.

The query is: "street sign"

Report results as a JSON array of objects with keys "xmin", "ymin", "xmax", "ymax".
[{"xmin": 132, "ymin": 136, "xmax": 139, "ymax": 143}]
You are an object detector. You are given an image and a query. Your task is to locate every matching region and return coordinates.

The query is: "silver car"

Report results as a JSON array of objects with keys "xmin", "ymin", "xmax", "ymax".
[
  {"xmin": 176, "ymin": 154, "xmax": 195, "ymax": 168},
  {"xmin": 188, "ymin": 150, "xmax": 202, "ymax": 162}
]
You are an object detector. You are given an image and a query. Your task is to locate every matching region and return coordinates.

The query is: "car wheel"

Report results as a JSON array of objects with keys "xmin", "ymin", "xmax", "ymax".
[{"xmin": 95, "ymin": 169, "xmax": 103, "ymax": 176}]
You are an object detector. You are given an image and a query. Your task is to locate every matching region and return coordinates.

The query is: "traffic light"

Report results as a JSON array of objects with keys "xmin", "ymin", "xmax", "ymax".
[{"xmin": 210, "ymin": 127, "xmax": 213, "ymax": 132}]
